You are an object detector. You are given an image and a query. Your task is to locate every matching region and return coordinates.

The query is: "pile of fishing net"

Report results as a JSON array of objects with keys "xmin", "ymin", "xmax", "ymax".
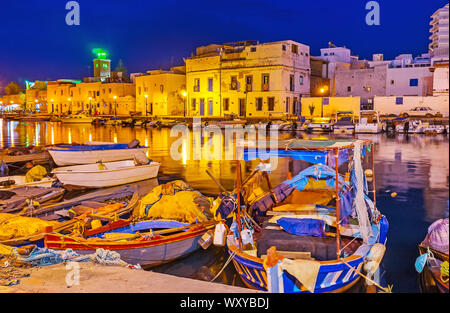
[
  {"xmin": 0, "ymin": 244, "xmax": 33, "ymax": 286},
  {"xmin": 133, "ymin": 180, "xmax": 213, "ymax": 224},
  {"xmin": 0, "ymin": 213, "xmax": 60, "ymax": 241}
]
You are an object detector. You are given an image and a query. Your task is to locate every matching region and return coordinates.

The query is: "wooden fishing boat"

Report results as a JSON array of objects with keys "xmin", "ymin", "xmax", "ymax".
[
  {"xmin": 46, "ymin": 142, "xmax": 148, "ymax": 166},
  {"xmin": 44, "ymin": 219, "xmax": 217, "ymax": 268},
  {"xmin": 418, "ymin": 244, "xmax": 449, "ymax": 293},
  {"xmin": 61, "ymin": 114, "xmax": 95, "ymax": 124},
  {"xmin": 417, "ymin": 218, "xmax": 449, "ymax": 293},
  {"xmin": 0, "ymin": 149, "xmax": 51, "ymax": 165},
  {"xmin": 0, "ymin": 186, "xmax": 65, "ymax": 213},
  {"xmin": 52, "ymin": 160, "xmax": 160, "ymax": 188},
  {"xmin": 0, "ymin": 175, "xmax": 55, "ymax": 190},
  {"xmin": 0, "ymin": 186, "xmax": 139, "ymax": 247},
  {"xmin": 222, "ymin": 139, "xmax": 389, "ymax": 293}
]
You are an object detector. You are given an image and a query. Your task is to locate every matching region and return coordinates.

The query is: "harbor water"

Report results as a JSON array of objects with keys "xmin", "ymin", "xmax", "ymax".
[{"xmin": 1, "ymin": 119, "xmax": 448, "ymax": 292}]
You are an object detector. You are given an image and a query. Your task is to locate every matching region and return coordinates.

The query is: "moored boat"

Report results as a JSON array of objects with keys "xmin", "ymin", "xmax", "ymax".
[
  {"xmin": 46, "ymin": 141, "xmax": 148, "ymax": 166},
  {"xmin": 355, "ymin": 110, "xmax": 382, "ymax": 134},
  {"xmin": 416, "ymin": 217, "xmax": 449, "ymax": 293},
  {"xmin": 333, "ymin": 111, "xmax": 355, "ymax": 135},
  {"xmin": 61, "ymin": 114, "xmax": 95, "ymax": 124},
  {"xmin": 220, "ymin": 139, "xmax": 388, "ymax": 293},
  {"xmin": 0, "ymin": 186, "xmax": 139, "ymax": 247},
  {"xmin": 45, "ymin": 180, "xmax": 218, "ymax": 268},
  {"xmin": 52, "ymin": 160, "xmax": 160, "ymax": 188},
  {"xmin": 306, "ymin": 117, "xmax": 333, "ymax": 133}
]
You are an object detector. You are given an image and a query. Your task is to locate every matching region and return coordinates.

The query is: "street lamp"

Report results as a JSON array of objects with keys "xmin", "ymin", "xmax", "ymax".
[
  {"xmin": 50, "ymin": 99, "xmax": 54, "ymax": 114},
  {"xmin": 144, "ymin": 94, "xmax": 148, "ymax": 116},
  {"xmin": 320, "ymin": 88, "xmax": 325, "ymax": 117},
  {"xmin": 181, "ymin": 91, "xmax": 187, "ymax": 117}
]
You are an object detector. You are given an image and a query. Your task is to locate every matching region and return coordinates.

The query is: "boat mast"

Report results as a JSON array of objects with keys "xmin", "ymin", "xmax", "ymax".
[
  {"xmin": 334, "ymin": 147, "xmax": 341, "ymax": 260},
  {"xmin": 236, "ymin": 159, "xmax": 243, "ymax": 251},
  {"xmin": 371, "ymin": 144, "xmax": 377, "ymax": 212}
]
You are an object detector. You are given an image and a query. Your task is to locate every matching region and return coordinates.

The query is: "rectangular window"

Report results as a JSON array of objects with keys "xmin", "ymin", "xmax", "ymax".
[
  {"xmin": 292, "ymin": 44, "xmax": 298, "ymax": 54},
  {"xmin": 391, "ymin": 80, "xmax": 395, "ymax": 85},
  {"xmin": 409, "ymin": 78, "xmax": 419, "ymax": 86},
  {"xmin": 347, "ymin": 86, "xmax": 351, "ymax": 92},
  {"xmin": 282, "ymin": 45, "xmax": 286, "ymax": 51},
  {"xmin": 223, "ymin": 98, "xmax": 229, "ymax": 111},
  {"xmin": 208, "ymin": 78, "xmax": 213, "ymax": 92},
  {"xmin": 250, "ymin": 47, "xmax": 256, "ymax": 52},
  {"xmin": 194, "ymin": 79, "xmax": 200, "ymax": 92},
  {"xmin": 138, "ymin": 87, "xmax": 141, "ymax": 95},
  {"xmin": 286, "ymin": 97, "xmax": 290, "ymax": 113},
  {"xmin": 395, "ymin": 97, "xmax": 403, "ymax": 105},
  {"xmin": 246, "ymin": 75, "xmax": 253, "ymax": 92},
  {"xmin": 262, "ymin": 74, "xmax": 269, "ymax": 91},
  {"xmin": 299, "ymin": 75, "xmax": 304, "ymax": 85},
  {"xmin": 268, "ymin": 97, "xmax": 275, "ymax": 111},
  {"xmin": 230, "ymin": 76, "xmax": 238, "ymax": 90},
  {"xmin": 191, "ymin": 98, "xmax": 196, "ymax": 110},
  {"xmin": 290, "ymin": 74, "xmax": 295, "ymax": 91},
  {"xmin": 256, "ymin": 98, "xmax": 263, "ymax": 111}
]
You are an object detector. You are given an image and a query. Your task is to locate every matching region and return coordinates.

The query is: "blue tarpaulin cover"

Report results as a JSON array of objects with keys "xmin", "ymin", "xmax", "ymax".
[{"xmin": 276, "ymin": 217, "xmax": 325, "ymax": 237}]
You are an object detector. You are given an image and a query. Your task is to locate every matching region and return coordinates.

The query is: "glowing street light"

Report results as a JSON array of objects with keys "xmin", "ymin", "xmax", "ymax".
[{"xmin": 181, "ymin": 90, "xmax": 187, "ymax": 117}]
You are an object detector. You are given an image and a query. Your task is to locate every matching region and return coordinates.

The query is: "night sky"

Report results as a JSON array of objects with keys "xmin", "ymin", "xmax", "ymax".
[{"xmin": 0, "ymin": 0, "xmax": 446, "ymax": 90}]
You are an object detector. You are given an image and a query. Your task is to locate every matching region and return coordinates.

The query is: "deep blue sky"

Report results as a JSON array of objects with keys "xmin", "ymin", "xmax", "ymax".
[{"xmin": 0, "ymin": 0, "xmax": 446, "ymax": 90}]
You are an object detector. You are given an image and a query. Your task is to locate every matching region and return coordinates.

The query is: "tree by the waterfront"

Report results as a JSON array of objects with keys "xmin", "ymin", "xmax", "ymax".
[{"xmin": 4, "ymin": 81, "xmax": 24, "ymax": 95}]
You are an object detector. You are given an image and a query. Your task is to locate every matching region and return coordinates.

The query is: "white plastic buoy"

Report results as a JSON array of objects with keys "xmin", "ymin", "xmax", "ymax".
[
  {"xmin": 241, "ymin": 229, "xmax": 254, "ymax": 246},
  {"xmin": 213, "ymin": 223, "xmax": 226, "ymax": 246},
  {"xmin": 364, "ymin": 243, "xmax": 386, "ymax": 285}
]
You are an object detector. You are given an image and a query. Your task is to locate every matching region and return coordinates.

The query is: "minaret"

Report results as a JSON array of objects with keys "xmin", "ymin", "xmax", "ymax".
[{"xmin": 92, "ymin": 48, "xmax": 111, "ymax": 80}]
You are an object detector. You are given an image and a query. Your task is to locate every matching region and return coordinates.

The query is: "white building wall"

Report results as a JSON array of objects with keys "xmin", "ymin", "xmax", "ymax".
[
  {"xmin": 385, "ymin": 67, "xmax": 433, "ymax": 96},
  {"xmin": 374, "ymin": 95, "xmax": 449, "ymax": 116}
]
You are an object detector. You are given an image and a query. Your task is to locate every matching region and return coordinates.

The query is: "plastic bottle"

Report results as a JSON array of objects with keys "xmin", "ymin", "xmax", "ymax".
[{"xmin": 213, "ymin": 223, "xmax": 226, "ymax": 246}]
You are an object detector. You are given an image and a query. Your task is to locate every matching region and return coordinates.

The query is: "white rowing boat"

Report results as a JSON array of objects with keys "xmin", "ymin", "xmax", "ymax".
[
  {"xmin": 47, "ymin": 143, "xmax": 148, "ymax": 166},
  {"xmin": 52, "ymin": 160, "xmax": 160, "ymax": 188}
]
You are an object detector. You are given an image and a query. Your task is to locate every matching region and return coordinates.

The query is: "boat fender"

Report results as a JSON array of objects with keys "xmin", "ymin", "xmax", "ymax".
[
  {"xmin": 364, "ymin": 243, "xmax": 386, "ymax": 285},
  {"xmin": 241, "ymin": 228, "xmax": 254, "ymax": 247},
  {"xmin": 213, "ymin": 223, "xmax": 226, "ymax": 247}
]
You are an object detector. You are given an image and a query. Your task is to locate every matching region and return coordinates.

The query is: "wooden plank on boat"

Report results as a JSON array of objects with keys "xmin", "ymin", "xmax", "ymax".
[{"xmin": 262, "ymin": 251, "xmax": 314, "ymax": 260}]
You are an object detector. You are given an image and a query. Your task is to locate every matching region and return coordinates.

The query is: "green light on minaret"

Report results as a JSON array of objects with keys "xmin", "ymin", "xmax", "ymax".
[{"xmin": 92, "ymin": 48, "xmax": 108, "ymax": 60}]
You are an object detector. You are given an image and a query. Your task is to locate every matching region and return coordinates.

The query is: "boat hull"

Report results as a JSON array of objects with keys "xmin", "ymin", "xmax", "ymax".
[
  {"xmin": 227, "ymin": 215, "xmax": 389, "ymax": 293},
  {"xmin": 53, "ymin": 161, "xmax": 160, "ymax": 188},
  {"xmin": 355, "ymin": 124, "xmax": 382, "ymax": 134},
  {"xmin": 44, "ymin": 223, "xmax": 214, "ymax": 268},
  {"xmin": 47, "ymin": 147, "xmax": 148, "ymax": 166}
]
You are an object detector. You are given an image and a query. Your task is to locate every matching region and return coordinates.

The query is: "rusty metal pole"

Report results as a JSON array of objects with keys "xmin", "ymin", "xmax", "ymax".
[{"xmin": 335, "ymin": 148, "xmax": 341, "ymax": 260}]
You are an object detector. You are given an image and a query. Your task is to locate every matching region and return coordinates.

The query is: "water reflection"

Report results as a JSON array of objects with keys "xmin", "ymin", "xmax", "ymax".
[{"xmin": 0, "ymin": 118, "xmax": 448, "ymax": 292}]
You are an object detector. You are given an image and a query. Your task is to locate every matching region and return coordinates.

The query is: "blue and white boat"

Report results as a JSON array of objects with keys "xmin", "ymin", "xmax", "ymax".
[
  {"xmin": 47, "ymin": 142, "xmax": 148, "ymax": 166},
  {"xmin": 220, "ymin": 139, "xmax": 388, "ymax": 293}
]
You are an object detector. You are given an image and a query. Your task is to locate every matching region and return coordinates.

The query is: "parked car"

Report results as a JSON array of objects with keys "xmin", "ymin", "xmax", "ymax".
[{"xmin": 400, "ymin": 107, "xmax": 442, "ymax": 118}]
